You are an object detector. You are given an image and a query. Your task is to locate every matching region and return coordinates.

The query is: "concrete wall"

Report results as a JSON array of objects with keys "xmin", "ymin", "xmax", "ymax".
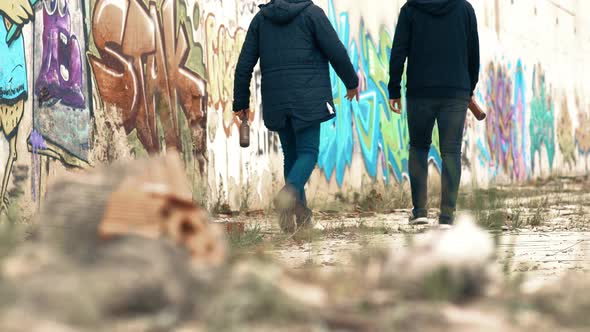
[{"xmin": 0, "ymin": 0, "xmax": 589, "ymax": 216}]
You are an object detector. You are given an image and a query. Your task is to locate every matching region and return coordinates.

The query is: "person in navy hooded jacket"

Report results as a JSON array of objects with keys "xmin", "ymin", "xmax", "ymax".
[
  {"xmin": 388, "ymin": 0, "xmax": 480, "ymax": 227},
  {"xmin": 233, "ymin": 0, "xmax": 359, "ymax": 233}
]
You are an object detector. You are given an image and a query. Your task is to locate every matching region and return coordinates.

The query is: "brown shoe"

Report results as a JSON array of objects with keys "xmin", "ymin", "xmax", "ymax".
[{"xmin": 274, "ymin": 186, "xmax": 297, "ymax": 233}]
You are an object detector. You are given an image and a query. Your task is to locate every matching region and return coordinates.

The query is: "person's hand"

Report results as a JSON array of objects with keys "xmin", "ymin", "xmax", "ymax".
[
  {"xmin": 0, "ymin": 0, "xmax": 34, "ymax": 26},
  {"xmin": 346, "ymin": 87, "xmax": 359, "ymax": 102},
  {"xmin": 235, "ymin": 109, "xmax": 249, "ymax": 121},
  {"xmin": 389, "ymin": 99, "xmax": 402, "ymax": 114}
]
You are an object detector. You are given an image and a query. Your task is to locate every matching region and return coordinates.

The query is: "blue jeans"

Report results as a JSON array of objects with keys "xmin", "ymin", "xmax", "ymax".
[
  {"xmin": 277, "ymin": 119, "xmax": 320, "ymax": 206},
  {"xmin": 407, "ymin": 98, "xmax": 469, "ymax": 224}
]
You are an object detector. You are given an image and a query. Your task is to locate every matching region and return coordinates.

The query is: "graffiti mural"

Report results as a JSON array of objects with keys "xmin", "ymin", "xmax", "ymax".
[
  {"xmin": 483, "ymin": 62, "xmax": 514, "ymax": 177},
  {"xmin": 88, "ymin": 0, "xmax": 207, "ymax": 171},
  {"xmin": 238, "ymin": 0, "xmax": 266, "ymax": 15},
  {"xmin": 557, "ymin": 97, "xmax": 576, "ymax": 169},
  {"xmin": 0, "ymin": 0, "xmax": 586, "ymax": 212},
  {"xmin": 482, "ymin": 61, "xmax": 527, "ymax": 180},
  {"xmin": 318, "ymin": 5, "xmax": 356, "ymax": 186},
  {"xmin": 576, "ymin": 111, "xmax": 590, "ymax": 156},
  {"xmin": 36, "ymin": 0, "xmax": 86, "ymax": 108},
  {"xmin": 319, "ymin": 0, "xmax": 441, "ymax": 186},
  {"xmin": 511, "ymin": 61, "xmax": 528, "ymax": 180},
  {"xmin": 31, "ymin": 0, "xmax": 92, "ymax": 170},
  {"xmin": 204, "ymin": 13, "xmax": 246, "ymax": 137},
  {"xmin": 0, "ymin": 0, "xmax": 34, "ymax": 212},
  {"xmin": 529, "ymin": 64, "xmax": 556, "ymax": 173}
]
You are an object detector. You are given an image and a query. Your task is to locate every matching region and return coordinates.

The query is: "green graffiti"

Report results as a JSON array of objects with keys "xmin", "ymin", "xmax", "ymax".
[{"xmin": 529, "ymin": 64, "xmax": 556, "ymax": 172}]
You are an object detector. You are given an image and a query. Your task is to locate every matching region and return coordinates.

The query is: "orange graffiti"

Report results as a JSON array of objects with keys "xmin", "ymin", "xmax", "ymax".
[
  {"xmin": 89, "ymin": 0, "xmax": 206, "ymax": 153},
  {"xmin": 204, "ymin": 14, "xmax": 248, "ymax": 137},
  {"xmin": 557, "ymin": 97, "xmax": 576, "ymax": 168},
  {"xmin": 576, "ymin": 110, "xmax": 590, "ymax": 155}
]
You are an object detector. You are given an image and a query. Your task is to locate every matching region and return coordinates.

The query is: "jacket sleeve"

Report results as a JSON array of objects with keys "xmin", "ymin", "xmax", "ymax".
[
  {"xmin": 308, "ymin": 6, "xmax": 358, "ymax": 90},
  {"xmin": 467, "ymin": 5, "xmax": 480, "ymax": 97},
  {"xmin": 233, "ymin": 15, "xmax": 260, "ymax": 112},
  {"xmin": 388, "ymin": 6, "xmax": 410, "ymax": 100}
]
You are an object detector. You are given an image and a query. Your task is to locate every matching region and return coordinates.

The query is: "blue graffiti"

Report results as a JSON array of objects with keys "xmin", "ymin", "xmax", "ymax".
[
  {"xmin": 318, "ymin": 0, "xmax": 441, "ymax": 186},
  {"xmin": 0, "ymin": 15, "xmax": 28, "ymax": 102}
]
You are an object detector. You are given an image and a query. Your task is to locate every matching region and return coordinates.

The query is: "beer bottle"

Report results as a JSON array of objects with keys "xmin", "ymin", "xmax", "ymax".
[{"xmin": 239, "ymin": 112, "xmax": 250, "ymax": 148}]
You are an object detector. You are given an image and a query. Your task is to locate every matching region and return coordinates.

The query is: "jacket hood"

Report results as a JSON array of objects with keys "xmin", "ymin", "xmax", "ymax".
[
  {"xmin": 260, "ymin": 0, "xmax": 313, "ymax": 24},
  {"xmin": 407, "ymin": 0, "xmax": 461, "ymax": 16}
]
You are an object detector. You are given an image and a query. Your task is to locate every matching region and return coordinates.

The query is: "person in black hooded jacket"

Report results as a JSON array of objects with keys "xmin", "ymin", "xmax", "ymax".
[
  {"xmin": 388, "ymin": 0, "xmax": 480, "ymax": 227},
  {"xmin": 233, "ymin": 0, "xmax": 359, "ymax": 233}
]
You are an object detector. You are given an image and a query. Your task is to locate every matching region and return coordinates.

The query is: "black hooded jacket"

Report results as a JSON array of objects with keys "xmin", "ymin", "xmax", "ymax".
[
  {"xmin": 233, "ymin": 0, "xmax": 358, "ymax": 131},
  {"xmin": 388, "ymin": 0, "xmax": 480, "ymax": 100}
]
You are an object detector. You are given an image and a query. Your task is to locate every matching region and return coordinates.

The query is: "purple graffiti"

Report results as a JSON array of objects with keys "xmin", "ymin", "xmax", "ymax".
[
  {"xmin": 35, "ymin": 0, "xmax": 85, "ymax": 109},
  {"xmin": 29, "ymin": 129, "xmax": 47, "ymax": 202},
  {"xmin": 29, "ymin": 129, "xmax": 48, "ymax": 150}
]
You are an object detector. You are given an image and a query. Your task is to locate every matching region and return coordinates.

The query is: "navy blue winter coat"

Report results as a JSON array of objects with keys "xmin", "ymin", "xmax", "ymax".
[
  {"xmin": 233, "ymin": 0, "xmax": 359, "ymax": 131},
  {"xmin": 388, "ymin": 0, "xmax": 480, "ymax": 100}
]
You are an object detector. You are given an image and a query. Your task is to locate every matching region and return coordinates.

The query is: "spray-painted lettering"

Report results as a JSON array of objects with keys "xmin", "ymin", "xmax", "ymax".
[
  {"xmin": 204, "ymin": 14, "xmax": 246, "ymax": 137},
  {"xmin": 89, "ymin": 0, "xmax": 207, "ymax": 153}
]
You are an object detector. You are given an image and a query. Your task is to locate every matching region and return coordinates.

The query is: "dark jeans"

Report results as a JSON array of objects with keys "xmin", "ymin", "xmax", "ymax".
[
  {"xmin": 277, "ymin": 119, "xmax": 320, "ymax": 206},
  {"xmin": 407, "ymin": 98, "xmax": 468, "ymax": 224}
]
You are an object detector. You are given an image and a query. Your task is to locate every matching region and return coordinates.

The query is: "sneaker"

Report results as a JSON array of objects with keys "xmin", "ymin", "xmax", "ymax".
[
  {"xmin": 438, "ymin": 223, "xmax": 453, "ymax": 230},
  {"xmin": 438, "ymin": 215, "xmax": 454, "ymax": 230},
  {"xmin": 278, "ymin": 209, "xmax": 296, "ymax": 233},
  {"xmin": 274, "ymin": 186, "xmax": 297, "ymax": 233},
  {"xmin": 409, "ymin": 214, "xmax": 429, "ymax": 226},
  {"xmin": 295, "ymin": 202, "xmax": 313, "ymax": 229}
]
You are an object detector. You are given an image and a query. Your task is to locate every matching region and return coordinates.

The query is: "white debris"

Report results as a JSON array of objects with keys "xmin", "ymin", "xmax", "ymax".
[{"xmin": 383, "ymin": 214, "xmax": 496, "ymax": 299}]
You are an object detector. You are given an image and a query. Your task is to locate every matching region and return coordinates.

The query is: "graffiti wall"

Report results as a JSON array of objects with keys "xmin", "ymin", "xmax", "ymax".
[
  {"xmin": 30, "ymin": 0, "xmax": 92, "ymax": 204},
  {"xmin": 32, "ymin": 0, "xmax": 92, "ymax": 163},
  {"xmin": 206, "ymin": 0, "xmax": 590, "ymax": 208},
  {"xmin": 318, "ymin": 0, "xmax": 443, "ymax": 188},
  {"xmin": 0, "ymin": 0, "xmax": 589, "ymax": 214},
  {"xmin": 88, "ymin": 0, "xmax": 207, "ymax": 168},
  {"xmin": 203, "ymin": 0, "xmax": 281, "ymax": 210}
]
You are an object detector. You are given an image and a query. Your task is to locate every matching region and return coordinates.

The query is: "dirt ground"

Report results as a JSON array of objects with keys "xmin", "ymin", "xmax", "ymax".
[
  {"xmin": 219, "ymin": 176, "xmax": 590, "ymax": 282},
  {"xmin": 204, "ymin": 176, "xmax": 590, "ymax": 331},
  {"xmin": 0, "ymin": 173, "xmax": 588, "ymax": 331}
]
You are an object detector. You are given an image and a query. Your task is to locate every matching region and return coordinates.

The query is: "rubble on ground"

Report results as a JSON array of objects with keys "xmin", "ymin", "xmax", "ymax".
[
  {"xmin": 0, "ymin": 157, "xmax": 587, "ymax": 331},
  {"xmin": 39, "ymin": 151, "xmax": 226, "ymax": 266},
  {"xmin": 527, "ymin": 273, "xmax": 590, "ymax": 327},
  {"xmin": 382, "ymin": 214, "xmax": 498, "ymax": 301}
]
